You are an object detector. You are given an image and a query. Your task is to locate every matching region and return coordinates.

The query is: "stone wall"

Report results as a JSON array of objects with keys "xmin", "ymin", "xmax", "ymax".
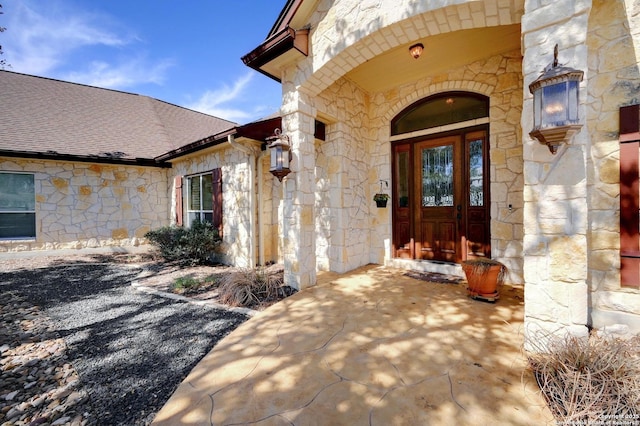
[
  {"xmin": 259, "ymin": 154, "xmax": 281, "ymax": 265},
  {"xmin": 521, "ymin": 0, "xmax": 593, "ymax": 343},
  {"xmin": 169, "ymin": 143, "xmax": 262, "ymax": 268},
  {"xmin": 280, "ymin": 92, "xmax": 319, "ymax": 287},
  {"xmin": 586, "ymin": 0, "xmax": 640, "ymax": 333},
  {"xmin": 0, "ymin": 157, "xmax": 168, "ymax": 252},
  {"xmin": 312, "ymin": 81, "xmax": 374, "ymax": 273}
]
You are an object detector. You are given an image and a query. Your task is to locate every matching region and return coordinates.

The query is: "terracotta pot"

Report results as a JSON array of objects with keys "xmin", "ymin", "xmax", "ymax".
[{"xmin": 462, "ymin": 262, "xmax": 502, "ymax": 301}]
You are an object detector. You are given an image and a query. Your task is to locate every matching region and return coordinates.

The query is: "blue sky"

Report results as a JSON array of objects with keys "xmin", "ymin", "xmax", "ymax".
[{"xmin": 0, "ymin": 0, "xmax": 285, "ymax": 123}]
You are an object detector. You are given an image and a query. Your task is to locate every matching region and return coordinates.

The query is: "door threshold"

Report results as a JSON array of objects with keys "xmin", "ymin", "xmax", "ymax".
[{"xmin": 388, "ymin": 258, "xmax": 464, "ymax": 278}]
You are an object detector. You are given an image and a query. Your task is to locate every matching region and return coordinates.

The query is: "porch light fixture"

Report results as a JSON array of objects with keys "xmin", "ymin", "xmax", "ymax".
[
  {"xmin": 409, "ymin": 43, "xmax": 424, "ymax": 59},
  {"xmin": 267, "ymin": 128, "xmax": 292, "ymax": 181},
  {"xmin": 528, "ymin": 44, "xmax": 584, "ymax": 154}
]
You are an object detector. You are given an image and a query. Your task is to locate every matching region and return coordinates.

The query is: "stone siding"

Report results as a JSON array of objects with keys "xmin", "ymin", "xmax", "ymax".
[
  {"xmin": 280, "ymin": 94, "xmax": 319, "ymax": 287},
  {"xmin": 521, "ymin": 0, "xmax": 593, "ymax": 342},
  {"xmin": 259, "ymin": 154, "xmax": 281, "ymax": 265},
  {"xmin": 312, "ymin": 82, "xmax": 374, "ymax": 274},
  {"xmin": 169, "ymin": 144, "xmax": 266, "ymax": 268},
  {"xmin": 586, "ymin": 0, "xmax": 640, "ymax": 333},
  {"xmin": 0, "ymin": 157, "xmax": 168, "ymax": 251}
]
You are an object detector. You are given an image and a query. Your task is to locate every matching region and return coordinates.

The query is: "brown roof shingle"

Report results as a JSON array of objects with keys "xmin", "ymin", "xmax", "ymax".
[{"xmin": 0, "ymin": 70, "xmax": 237, "ymax": 162}]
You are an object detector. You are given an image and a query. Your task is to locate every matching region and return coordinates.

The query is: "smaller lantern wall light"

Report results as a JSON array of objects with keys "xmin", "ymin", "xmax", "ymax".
[
  {"xmin": 528, "ymin": 44, "xmax": 584, "ymax": 154},
  {"xmin": 409, "ymin": 43, "xmax": 424, "ymax": 59},
  {"xmin": 267, "ymin": 128, "xmax": 292, "ymax": 181}
]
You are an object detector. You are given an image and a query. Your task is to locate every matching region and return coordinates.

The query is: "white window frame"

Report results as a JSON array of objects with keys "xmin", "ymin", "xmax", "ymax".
[
  {"xmin": 185, "ymin": 172, "xmax": 213, "ymax": 227},
  {"xmin": 0, "ymin": 171, "xmax": 36, "ymax": 239}
]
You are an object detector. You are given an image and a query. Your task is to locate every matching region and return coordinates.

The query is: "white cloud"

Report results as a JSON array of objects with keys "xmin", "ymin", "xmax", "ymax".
[
  {"xmin": 63, "ymin": 57, "xmax": 174, "ymax": 90},
  {"xmin": 186, "ymin": 72, "xmax": 259, "ymax": 122},
  {"xmin": 4, "ymin": 1, "xmax": 128, "ymax": 74},
  {"xmin": 2, "ymin": 0, "xmax": 172, "ymax": 89}
]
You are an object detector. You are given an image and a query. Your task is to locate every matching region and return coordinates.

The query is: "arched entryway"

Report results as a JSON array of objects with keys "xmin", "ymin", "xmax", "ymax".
[{"xmin": 391, "ymin": 92, "xmax": 491, "ymax": 264}]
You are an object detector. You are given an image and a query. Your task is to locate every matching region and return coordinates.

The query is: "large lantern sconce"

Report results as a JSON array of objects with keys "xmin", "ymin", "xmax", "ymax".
[
  {"xmin": 528, "ymin": 44, "xmax": 584, "ymax": 154},
  {"xmin": 267, "ymin": 128, "xmax": 292, "ymax": 181}
]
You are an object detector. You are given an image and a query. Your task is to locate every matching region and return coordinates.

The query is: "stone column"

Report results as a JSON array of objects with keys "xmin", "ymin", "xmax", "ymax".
[
  {"xmin": 521, "ymin": 0, "xmax": 592, "ymax": 350},
  {"xmin": 281, "ymin": 91, "xmax": 317, "ymax": 290}
]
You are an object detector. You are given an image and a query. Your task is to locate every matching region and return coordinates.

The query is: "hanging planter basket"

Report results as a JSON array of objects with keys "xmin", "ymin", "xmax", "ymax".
[{"xmin": 373, "ymin": 194, "xmax": 389, "ymax": 208}]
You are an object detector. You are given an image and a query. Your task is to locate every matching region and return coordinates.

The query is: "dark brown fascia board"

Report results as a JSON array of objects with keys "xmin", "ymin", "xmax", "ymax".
[
  {"xmin": 241, "ymin": 26, "xmax": 309, "ymax": 82},
  {"xmin": 156, "ymin": 117, "xmax": 284, "ymax": 162},
  {"xmin": 155, "ymin": 131, "xmax": 232, "ymax": 162},
  {"xmin": 0, "ymin": 149, "xmax": 172, "ymax": 168},
  {"xmin": 268, "ymin": 0, "xmax": 304, "ymax": 38},
  {"xmin": 236, "ymin": 117, "xmax": 282, "ymax": 142}
]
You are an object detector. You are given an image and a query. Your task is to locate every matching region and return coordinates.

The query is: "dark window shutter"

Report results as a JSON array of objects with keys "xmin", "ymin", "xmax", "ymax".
[
  {"xmin": 620, "ymin": 105, "xmax": 640, "ymax": 287},
  {"xmin": 174, "ymin": 175, "xmax": 183, "ymax": 227},
  {"xmin": 212, "ymin": 168, "xmax": 222, "ymax": 236}
]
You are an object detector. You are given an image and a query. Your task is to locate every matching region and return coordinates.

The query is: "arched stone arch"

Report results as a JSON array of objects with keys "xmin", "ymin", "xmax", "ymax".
[{"xmin": 300, "ymin": 0, "xmax": 523, "ymax": 96}]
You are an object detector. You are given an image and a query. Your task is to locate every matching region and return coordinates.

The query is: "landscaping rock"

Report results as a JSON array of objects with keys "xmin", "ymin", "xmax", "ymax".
[{"xmin": 0, "ymin": 253, "xmax": 249, "ymax": 425}]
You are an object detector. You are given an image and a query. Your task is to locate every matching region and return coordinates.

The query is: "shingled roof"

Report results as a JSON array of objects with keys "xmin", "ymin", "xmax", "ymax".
[{"xmin": 0, "ymin": 71, "xmax": 237, "ymax": 165}]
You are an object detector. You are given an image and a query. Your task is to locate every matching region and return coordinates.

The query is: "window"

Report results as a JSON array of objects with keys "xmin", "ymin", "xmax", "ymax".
[
  {"xmin": 187, "ymin": 173, "xmax": 213, "ymax": 225},
  {"xmin": 183, "ymin": 168, "xmax": 222, "ymax": 233},
  {"xmin": 0, "ymin": 172, "xmax": 36, "ymax": 239},
  {"xmin": 391, "ymin": 92, "xmax": 489, "ymax": 136}
]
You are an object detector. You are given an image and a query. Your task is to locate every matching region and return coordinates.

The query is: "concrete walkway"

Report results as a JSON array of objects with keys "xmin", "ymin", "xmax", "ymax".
[{"xmin": 152, "ymin": 265, "xmax": 554, "ymax": 425}]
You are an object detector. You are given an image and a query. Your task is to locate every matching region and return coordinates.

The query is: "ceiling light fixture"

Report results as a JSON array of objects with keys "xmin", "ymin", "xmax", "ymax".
[{"xmin": 409, "ymin": 43, "xmax": 424, "ymax": 59}]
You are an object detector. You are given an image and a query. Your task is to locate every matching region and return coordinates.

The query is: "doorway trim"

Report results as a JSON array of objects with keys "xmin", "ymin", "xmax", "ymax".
[{"xmin": 389, "ymin": 92, "xmax": 491, "ymax": 270}]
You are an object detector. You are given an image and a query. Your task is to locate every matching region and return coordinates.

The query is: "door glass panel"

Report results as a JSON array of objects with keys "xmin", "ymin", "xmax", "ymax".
[
  {"xmin": 469, "ymin": 139, "xmax": 483, "ymax": 207},
  {"xmin": 397, "ymin": 151, "xmax": 409, "ymax": 208},
  {"xmin": 421, "ymin": 145, "xmax": 453, "ymax": 207}
]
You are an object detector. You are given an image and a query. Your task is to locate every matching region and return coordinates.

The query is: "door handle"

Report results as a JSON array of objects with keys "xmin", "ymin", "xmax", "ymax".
[{"xmin": 457, "ymin": 213, "xmax": 462, "ymax": 220}]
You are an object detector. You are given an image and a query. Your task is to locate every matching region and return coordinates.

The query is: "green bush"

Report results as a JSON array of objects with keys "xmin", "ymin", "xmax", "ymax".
[
  {"xmin": 172, "ymin": 276, "xmax": 200, "ymax": 290},
  {"xmin": 144, "ymin": 220, "xmax": 221, "ymax": 265}
]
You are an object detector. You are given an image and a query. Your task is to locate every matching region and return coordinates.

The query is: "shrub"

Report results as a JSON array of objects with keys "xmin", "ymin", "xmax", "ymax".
[
  {"xmin": 218, "ymin": 265, "xmax": 294, "ymax": 308},
  {"xmin": 171, "ymin": 274, "xmax": 219, "ymax": 294},
  {"xmin": 528, "ymin": 333, "xmax": 640, "ymax": 422},
  {"xmin": 144, "ymin": 220, "xmax": 221, "ymax": 265},
  {"xmin": 172, "ymin": 276, "xmax": 199, "ymax": 291}
]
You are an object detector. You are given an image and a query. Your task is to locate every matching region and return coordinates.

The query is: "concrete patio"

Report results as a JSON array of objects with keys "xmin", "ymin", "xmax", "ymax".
[{"xmin": 152, "ymin": 264, "xmax": 554, "ymax": 425}]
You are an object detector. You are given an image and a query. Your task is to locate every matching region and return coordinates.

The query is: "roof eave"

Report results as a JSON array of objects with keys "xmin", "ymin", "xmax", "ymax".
[
  {"xmin": 154, "ymin": 132, "xmax": 232, "ymax": 162},
  {"xmin": 0, "ymin": 149, "xmax": 171, "ymax": 168},
  {"xmin": 241, "ymin": 27, "xmax": 309, "ymax": 82},
  {"xmin": 268, "ymin": 0, "xmax": 303, "ymax": 37},
  {"xmin": 155, "ymin": 116, "xmax": 283, "ymax": 162}
]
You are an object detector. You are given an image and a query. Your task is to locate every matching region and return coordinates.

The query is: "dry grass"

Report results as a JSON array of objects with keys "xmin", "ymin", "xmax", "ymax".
[
  {"xmin": 218, "ymin": 265, "xmax": 292, "ymax": 308},
  {"xmin": 527, "ymin": 333, "xmax": 640, "ymax": 423}
]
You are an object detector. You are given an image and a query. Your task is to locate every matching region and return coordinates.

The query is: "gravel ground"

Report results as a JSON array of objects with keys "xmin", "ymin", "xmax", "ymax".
[{"xmin": 0, "ymin": 256, "xmax": 249, "ymax": 425}]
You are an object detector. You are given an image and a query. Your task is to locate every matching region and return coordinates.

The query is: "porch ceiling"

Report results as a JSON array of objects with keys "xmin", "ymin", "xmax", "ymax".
[{"xmin": 345, "ymin": 24, "xmax": 521, "ymax": 93}]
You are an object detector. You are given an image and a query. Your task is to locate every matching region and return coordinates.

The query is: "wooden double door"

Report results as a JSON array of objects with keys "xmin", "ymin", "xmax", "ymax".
[{"xmin": 392, "ymin": 128, "xmax": 490, "ymax": 263}]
